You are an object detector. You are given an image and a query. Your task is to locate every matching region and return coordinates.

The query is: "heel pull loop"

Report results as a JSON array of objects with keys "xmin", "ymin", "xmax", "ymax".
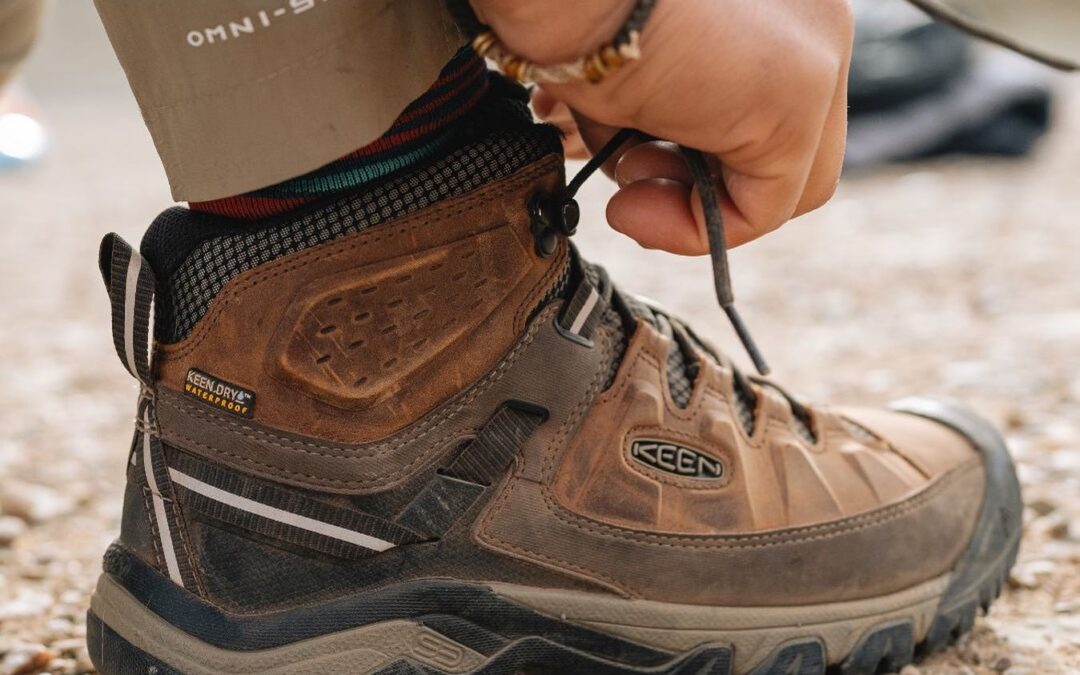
[{"xmin": 98, "ymin": 233, "xmax": 157, "ymax": 385}]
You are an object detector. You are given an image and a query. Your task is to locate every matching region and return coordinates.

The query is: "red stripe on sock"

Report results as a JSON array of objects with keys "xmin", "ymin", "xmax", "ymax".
[
  {"xmin": 191, "ymin": 51, "xmax": 489, "ymax": 221},
  {"xmin": 189, "ymin": 194, "xmax": 313, "ymax": 220}
]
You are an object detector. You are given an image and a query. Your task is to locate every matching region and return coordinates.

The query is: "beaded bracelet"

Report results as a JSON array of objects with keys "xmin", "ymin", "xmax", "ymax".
[{"xmin": 447, "ymin": 0, "xmax": 658, "ymax": 85}]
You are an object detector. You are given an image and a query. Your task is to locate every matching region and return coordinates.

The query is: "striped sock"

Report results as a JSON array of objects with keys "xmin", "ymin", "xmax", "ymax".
[{"xmin": 190, "ymin": 49, "xmax": 489, "ymax": 220}]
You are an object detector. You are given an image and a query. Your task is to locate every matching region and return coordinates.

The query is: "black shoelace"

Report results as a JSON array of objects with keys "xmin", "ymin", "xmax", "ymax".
[
  {"xmin": 538, "ymin": 131, "xmax": 820, "ymax": 441},
  {"xmin": 562, "ymin": 129, "xmax": 771, "ymax": 376}
]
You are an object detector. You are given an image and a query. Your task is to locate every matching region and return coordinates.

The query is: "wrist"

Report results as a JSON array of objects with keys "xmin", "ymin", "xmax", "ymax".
[
  {"xmin": 533, "ymin": 0, "xmax": 681, "ymax": 123},
  {"xmin": 469, "ymin": 0, "xmax": 637, "ymax": 64}
]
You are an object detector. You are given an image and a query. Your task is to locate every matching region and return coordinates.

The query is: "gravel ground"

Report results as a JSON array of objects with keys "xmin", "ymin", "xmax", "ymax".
[{"xmin": 1, "ymin": 6, "xmax": 1078, "ymax": 675}]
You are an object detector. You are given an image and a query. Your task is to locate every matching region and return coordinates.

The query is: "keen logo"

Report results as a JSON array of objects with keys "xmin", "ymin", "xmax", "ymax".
[
  {"xmin": 184, "ymin": 369, "xmax": 255, "ymax": 418},
  {"xmin": 630, "ymin": 440, "xmax": 724, "ymax": 480}
]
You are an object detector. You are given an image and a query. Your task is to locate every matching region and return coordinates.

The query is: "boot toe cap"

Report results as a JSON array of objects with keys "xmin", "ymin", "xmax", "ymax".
[{"xmin": 888, "ymin": 396, "xmax": 1024, "ymax": 605}]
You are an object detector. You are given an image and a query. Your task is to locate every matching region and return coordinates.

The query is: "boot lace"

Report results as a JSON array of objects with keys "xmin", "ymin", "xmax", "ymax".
[{"xmin": 538, "ymin": 130, "xmax": 816, "ymax": 442}]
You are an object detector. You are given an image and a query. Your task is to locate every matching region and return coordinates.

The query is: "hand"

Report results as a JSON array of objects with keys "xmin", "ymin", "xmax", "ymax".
[
  {"xmin": 529, "ymin": 88, "xmax": 590, "ymax": 161},
  {"xmin": 474, "ymin": 0, "xmax": 854, "ymax": 253}
]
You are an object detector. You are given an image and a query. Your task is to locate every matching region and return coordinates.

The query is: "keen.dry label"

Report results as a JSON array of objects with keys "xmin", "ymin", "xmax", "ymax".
[{"xmin": 184, "ymin": 368, "xmax": 256, "ymax": 418}]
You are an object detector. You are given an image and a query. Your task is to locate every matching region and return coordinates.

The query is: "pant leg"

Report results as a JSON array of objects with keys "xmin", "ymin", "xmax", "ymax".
[
  {"xmin": 92, "ymin": 0, "xmax": 463, "ymax": 202},
  {"xmin": 0, "ymin": 0, "xmax": 46, "ymax": 90}
]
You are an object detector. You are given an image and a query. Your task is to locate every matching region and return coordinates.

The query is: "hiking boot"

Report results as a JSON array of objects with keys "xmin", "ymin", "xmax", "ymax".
[{"xmin": 87, "ymin": 78, "xmax": 1022, "ymax": 675}]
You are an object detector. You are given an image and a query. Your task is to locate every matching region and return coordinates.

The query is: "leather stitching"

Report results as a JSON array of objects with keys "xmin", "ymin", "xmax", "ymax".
[
  {"xmin": 536, "ymin": 457, "xmax": 980, "ymax": 550},
  {"xmin": 159, "ymin": 307, "xmax": 561, "ymax": 491},
  {"xmin": 477, "ymin": 315, "xmax": 631, "ymax": 595}
]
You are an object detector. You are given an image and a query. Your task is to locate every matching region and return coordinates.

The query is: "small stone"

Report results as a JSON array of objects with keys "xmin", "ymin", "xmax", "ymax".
[
  {"xmin": 0, "ymin": 590, "xmax": 53, "ymax": 620},
  {"xmin": 1003, "ymin": 407, "xmax": 1026, "ymax": 430},
  {"xmin": 0, "ymin": 481, "xmax": 76, "ymax": 524},
  {"xmin": 994, "ymin": 656, "xmax": 1012, "ymax": 672},
  {"xmin": 0, "ymin": 516, "xmax": 27, "ymax": 546},
  {"xmin": 46, "ymin": 639, "xmax": 83, "ymax": 658},
  {"xmin": 43, "ymin": 618, "xmax": 75, "ymax": 642},
  {"xmin": 48, "ymin": 658, "xmax": 76, "ymax": 675},
  {"xmin": 1054, "ymin": 599, "xmax": 1080, "ymax": 614},
  {"xmin": 1023, "ymin": 559, "xmax": 1058, "ymax": 575},
  {"xmin": 72, "ymin": 646, "xmax": 93, "ymax": 674},
  {"xmin": 899, "ymin": 666, "xmax": 922, "ymax": 675},
  {"xmin": 57, "ymin": 590, "xmax": 82, "ymax": 606},
  {"xmin": 1008, "ymin": 560, "xmax": 1057, "ymax": 589},
  {"xmin": 1026, "ymin": 498, "xmax": 1057, "ymax": 517},
  {"xmin": 1008, "ymin": 568, "xmax": 1039, "ymax": 590},
  {"xmin": 1032, "ymin": 512, "xmax": 1072, "ymax": 540},
  {"xmin": 1, "ymin": 643, "xmax": 52, "ymax": 675},
  {"xmin": 1050, "ymin": 449, "xmax": 1080, "ymax": 472}
]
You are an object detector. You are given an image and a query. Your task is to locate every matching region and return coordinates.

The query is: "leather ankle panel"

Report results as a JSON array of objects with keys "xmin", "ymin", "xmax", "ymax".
[{"xmin": 155, "ymin": 155, "xmax": 566, "ymax": 444}]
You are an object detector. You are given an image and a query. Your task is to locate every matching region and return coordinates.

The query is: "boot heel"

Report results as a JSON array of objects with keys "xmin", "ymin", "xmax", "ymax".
[{"xmin": 86, "ymin": 610, "xmax": 179, "ymax": 675}]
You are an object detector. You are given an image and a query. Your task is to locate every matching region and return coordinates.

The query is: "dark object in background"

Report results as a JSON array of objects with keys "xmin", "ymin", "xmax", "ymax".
[{"xmin": 846, "ymin": 0, "xmax": 1054, "ymax": 170}]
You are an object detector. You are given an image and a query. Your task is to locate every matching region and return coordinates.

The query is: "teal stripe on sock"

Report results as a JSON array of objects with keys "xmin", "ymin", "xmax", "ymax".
[{"xmin": 261, "ymin": 131, "xmax": 456, "ymax": 198}]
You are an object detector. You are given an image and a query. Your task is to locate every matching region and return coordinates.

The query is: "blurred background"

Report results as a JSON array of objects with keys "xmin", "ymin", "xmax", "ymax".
[{"xmin": 0, "ymin": 3, "xmax": 1077, "ymax": 674}]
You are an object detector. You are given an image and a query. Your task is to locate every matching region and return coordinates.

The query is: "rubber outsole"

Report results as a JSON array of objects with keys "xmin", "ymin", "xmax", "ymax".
[{"xmin": 87, "ymin": 397, "xmax": 1022, "ymax": 675}]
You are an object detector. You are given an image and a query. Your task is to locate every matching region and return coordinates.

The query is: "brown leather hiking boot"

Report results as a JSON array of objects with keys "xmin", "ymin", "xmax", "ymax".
[{"xmin": 87, "ymin": 81, "xmax": 1021, "ymax": 675}]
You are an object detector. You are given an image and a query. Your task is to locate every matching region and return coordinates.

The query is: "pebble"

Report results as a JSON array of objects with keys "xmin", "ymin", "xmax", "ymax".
[
  {"xmin": 1050, "ymin": 449, "xmax": 1080, "ymax": 473},
  {"xmin": 1026, "ymin": 498, "xmax": 1058, "ymax": 517},
  {"xmin": 0, "ymin": 516, "xmax": 27, "ymax": 546},
  {"xmin": 57, "ymin": 591, "xmax": 83, "ymax": 606},
  {"xmin": 1054, "ymin": 599, "xmax": 1080, "ymax": 614},
  {"xmin": 1003, "ymin": 407, "xmax": 1026, "ymax": 430},
  {"xmin": 48, "ymin": 657, "xmax": 76, "ymax": 675},
  {"xmin": 0, "ymin": 482, "xmax": 76, "ymax": 524},
  {"xmin": 46, "ymin": 639, "xmax": 83, "ymax": 658},
  {"xmin": 1, "ymin": 644, "xmax": 52, "ymax": 675},
  {"xmin": 43, "ymin": 617, "xmax": 76, "ymax": 642},
  {"xmin": 45, "ymin": 638, "xmax": 90, "ymax": 674},
  {"xmin": 1008, "ymin": 560, "xmax": 1058, "ymax": 589},
  {"xmin": 1032, "ymin": 512, "xmax": 1073, "ymax": 540},
  {"xmin": 898, "ymin": 666, "xmax": 921, "ymax": 675},
  {"xmin": 72, "ymin": 647, "xmax": 93, "ymax": 674},
  {"xmin": 0, "ymin": 590, "xmax": 53, "ymax": 621}
]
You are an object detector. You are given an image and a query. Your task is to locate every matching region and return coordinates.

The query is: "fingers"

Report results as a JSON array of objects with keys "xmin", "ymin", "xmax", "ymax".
[
  {"xmin": 717, "ymin": 2, "xmax": 853, "ymax": 237},
  {"xmin": 607, "ymin": 175, "xmax": 759, "ymax": 254},
  {"xmin": 606, "ymin": 178, "xmax": 709, "ymax": 254},
  {"xmin": 531, "ymin": 88, "xmax": 590, "ymax": 159},
  {"xmin": 603, "ymin": 140, "xmax": 778, "ymax": 252},
  {"xmin": 614, "ymin": 141, "xmax": 692, "ymax": 187},
  {"xmin": 591, "ymin": 91, "xmax": 849, "ymax": 254},
  {"xmin": 794, "ymin": 49, "xmax": 850, "ymax": 217},
  {"xmin": 607, "ymin": 142, "xmax": 709, "ymax": 254}
]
